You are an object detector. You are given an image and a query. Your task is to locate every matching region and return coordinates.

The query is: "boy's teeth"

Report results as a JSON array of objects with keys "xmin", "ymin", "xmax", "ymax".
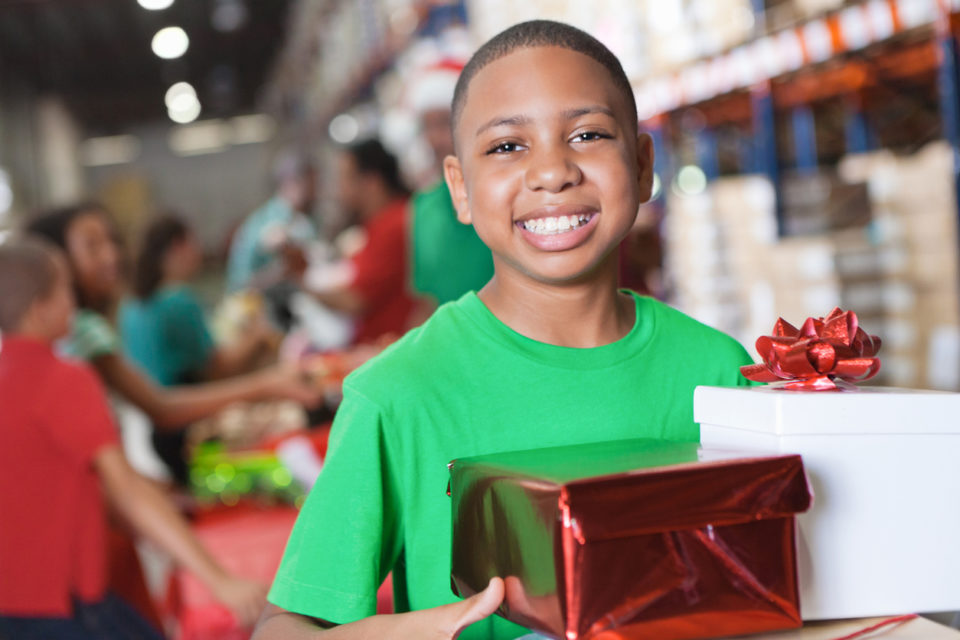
[{"xmin": 521, "ymin": 214, "xmax": 592, "ymax": 235}]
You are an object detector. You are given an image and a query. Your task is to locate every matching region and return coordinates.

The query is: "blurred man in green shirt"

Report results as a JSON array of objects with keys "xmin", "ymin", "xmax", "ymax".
[{"xmin": 408, "ymin": 62, "xmax": 494, "ymax": 308}]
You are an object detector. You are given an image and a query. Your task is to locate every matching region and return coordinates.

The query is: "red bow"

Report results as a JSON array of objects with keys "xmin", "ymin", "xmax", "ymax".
[{"xmin": 741, "ymin": 308, "xmax": 882, "ymax": 391}]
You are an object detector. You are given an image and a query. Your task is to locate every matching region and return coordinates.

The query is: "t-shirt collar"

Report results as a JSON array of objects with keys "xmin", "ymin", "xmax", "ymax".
[
  {"xmin": 0, "ymin": 333, "xmax": 56, "ymax": 359},
  {"xmin": 456, "ymin": 290, "xmax": 654, "ymax": 370}
]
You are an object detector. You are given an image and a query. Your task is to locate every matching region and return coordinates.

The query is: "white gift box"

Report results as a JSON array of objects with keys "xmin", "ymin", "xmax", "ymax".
[{"xmin": 695, "ymin": 385, "xmax": 960, "ymax": 620}]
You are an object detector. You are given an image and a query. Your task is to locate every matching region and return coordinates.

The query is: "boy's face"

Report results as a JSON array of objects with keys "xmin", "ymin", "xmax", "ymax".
[
  {"xmin": 336, "ymin": 153, "xmax": 364, "ymax": 220},
  {"xmin": 31, "ymin": 256, "xmax": 75, "ymax": 341},
  {"xmin": 444, "ymin": 46, "xmax": 653, "ymax": 287}
]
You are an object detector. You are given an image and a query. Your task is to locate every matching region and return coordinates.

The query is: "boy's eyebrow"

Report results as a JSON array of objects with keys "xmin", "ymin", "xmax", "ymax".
[
  {"xmin": 475, "ymin": 114, "xmax": 531, "ymax": 137},
  {"xmin": 474, "ymin": 105, "xmax": 616, "ymax": 137}
]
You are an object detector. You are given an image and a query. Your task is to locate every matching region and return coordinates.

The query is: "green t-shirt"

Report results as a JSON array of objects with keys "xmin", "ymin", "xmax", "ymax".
[
  {"xmin": 409, "ymin": 181, "xmax": 494, "ymax": 304},
  {"xmin": 119, "ymin": 286, "xmax": 215, "ymax": 386},
  {"xmin": 269, "ymin": 291, "xmax": 754, "ymax": 639}
]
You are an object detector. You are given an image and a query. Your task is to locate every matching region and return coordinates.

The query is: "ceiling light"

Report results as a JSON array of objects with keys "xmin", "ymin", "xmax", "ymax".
[
  {"xmin": 152, "ymin": 26, "xmax": 189, "ymax": 59},
  {"xmin": 675, "ymin": 165, "xmax": 708, "ymax": 196},
  {"xmin": 137, "ymin": 0, "xmax": 174, "ymax": 9},
  {"xmin": 329, "ymin": 113, "xmax": 359, "ymax": 144},
  {"xmin": 80, "ymin": 135, "xmax": 142, "ymax": 167},
  {"xmin": 168, "ymin": 121, "xmax": 230, "ymax": 156},
  {"xmin": 164, "ymin": 81, "xmax": 197, "ymax": 111},
  {"xmin": 0, "ymin": 169, "xmax": 12, "ymax": 218},
  {"xmin": 168, "ymin": 98, "xmax": 201, "ymax": 124},
  {"xmin": 230, "ymin": 114, "xmax": 276, "ymax": 144}
]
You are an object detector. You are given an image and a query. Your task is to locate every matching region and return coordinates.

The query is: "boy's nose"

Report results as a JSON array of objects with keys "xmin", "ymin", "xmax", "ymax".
[{"xmin": 524, "ymin": 148, "xmax": 582, "ymax": 193}]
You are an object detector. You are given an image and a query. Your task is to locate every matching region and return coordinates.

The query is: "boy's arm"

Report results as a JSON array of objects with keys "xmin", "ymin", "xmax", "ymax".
[
  {"xmin": 93, "ymin": 445, "xmax": 267, "ymax": 626},
  {"xmin": 252, "ymin": 580, "xmax": 504, "ymax": 640}
]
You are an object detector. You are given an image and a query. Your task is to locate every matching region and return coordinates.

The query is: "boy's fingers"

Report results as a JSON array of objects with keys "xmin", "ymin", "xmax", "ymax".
[{"xmin": 449, "ymin": 577, "xmax": 505, "ymax": 637}]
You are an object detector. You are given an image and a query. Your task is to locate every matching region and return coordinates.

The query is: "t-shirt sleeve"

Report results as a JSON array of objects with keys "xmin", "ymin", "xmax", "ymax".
[
  {"xmin": 43, "ymin": 362, "xmax": 119, "ymax": 464},
  {"xmin": 65, "ymin": 311, "xmax": 120, "ymax": 362},
  {"xmin": 269, "ymin": 387, "xmax": 403, "ymax": 622}
]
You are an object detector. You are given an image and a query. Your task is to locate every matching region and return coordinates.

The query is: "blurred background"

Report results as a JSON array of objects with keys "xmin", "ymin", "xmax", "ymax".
[
  {"xmin": 4, "ymin": 2, "xmax": 960, "ymax": 637},
  {"xmin": 0, "ymin": 0, "xmax": 957, "ymax": 393}
]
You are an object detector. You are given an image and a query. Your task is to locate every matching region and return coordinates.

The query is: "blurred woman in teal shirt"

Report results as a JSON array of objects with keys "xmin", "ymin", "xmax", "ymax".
[{"xmin": 121, "ymin": 215, "xmax": 276, "ymax": 479}]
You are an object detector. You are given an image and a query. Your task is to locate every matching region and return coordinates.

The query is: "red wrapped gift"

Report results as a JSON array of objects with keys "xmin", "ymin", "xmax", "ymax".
[{"xmin": 448, "ymin": 439, "xmax": 811, "ymax": 640}]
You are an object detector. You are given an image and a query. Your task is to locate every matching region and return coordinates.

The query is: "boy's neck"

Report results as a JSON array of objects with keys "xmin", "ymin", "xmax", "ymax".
[
  {"xmin": 7, "ymin": 325, "xmax": 56, "ymax": 345},
  {"xmin": 478, "ymin": 263, "xmax": 635, "ymax": 349}
]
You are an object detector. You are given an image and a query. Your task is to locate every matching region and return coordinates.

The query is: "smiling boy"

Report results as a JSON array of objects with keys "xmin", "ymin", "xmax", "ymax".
[{"xmin": 255, "ymin": 20, "xmax": 753, "ymax": 640}]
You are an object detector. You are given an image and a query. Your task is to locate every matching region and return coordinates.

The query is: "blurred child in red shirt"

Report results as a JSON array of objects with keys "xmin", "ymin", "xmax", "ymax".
[{"xmin": 0, "ymin": 239, "xmax": 265, "ymax": 639}]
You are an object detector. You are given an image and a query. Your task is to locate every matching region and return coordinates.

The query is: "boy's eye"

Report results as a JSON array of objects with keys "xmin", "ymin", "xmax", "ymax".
[
  {"xmin": 486, "ymin": 141, "xmax": 523, "ymax": 155},
  {"xmin": 572, "ymin": 131, "xmax": 611, "ymax": 143}
]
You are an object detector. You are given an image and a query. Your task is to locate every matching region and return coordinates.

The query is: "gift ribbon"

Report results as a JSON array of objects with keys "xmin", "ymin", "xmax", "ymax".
[
  {"xmin": 741, "ymin": 308, "xmax": 881, "ymax": 391},
  {"xmin": 828, "ymin": 613, "xmax": 918, "ymax": 640}
]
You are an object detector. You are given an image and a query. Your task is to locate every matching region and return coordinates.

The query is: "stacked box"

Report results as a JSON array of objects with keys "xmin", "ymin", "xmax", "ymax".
[
  {"xmin": 664, "ymin": 189, "xmax": 748, "ymax": 339},
  {"xmin": 697, "ymin": 385, "xmax": 960, "ymax": 620},
  {"xmin": 449, "ymin": 439, "xmax": 811, "ymax": 640},
  {"xmin": 839, "ymin": 142, "xmax": 960, "ymax": 389},
  {"xmin": 664, "ymin": 142, "xmax": 959, "ymax": 390}
]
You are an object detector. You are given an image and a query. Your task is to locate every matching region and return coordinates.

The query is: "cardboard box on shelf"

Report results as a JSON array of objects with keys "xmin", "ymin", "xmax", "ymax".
[
  {"xmin": 779, "ymin": 170, "xmax": 872, "ymax": 236},
  {"xmin": 907, "ymin": 249, "xmax": 960, "ymax": 287},
  {"xmin": 794, "ymin": 0, "xmax": 845, "ymax": 18},
  {"xmin": 767, "ymin": 238, "xmax": 837, "ymax": 284},
  {"xmin": 925, "ymin": 324, "xmax": 960, "ymax": 390}
]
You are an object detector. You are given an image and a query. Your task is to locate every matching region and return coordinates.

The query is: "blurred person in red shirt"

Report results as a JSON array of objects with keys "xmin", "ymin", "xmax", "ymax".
[
  {"xmin": 0, "ymin": 239, "xmax": 268, "ymax": 639},
  {"xmin": 300, "ymin": 139, "xmax": 416, "ymax": 345}
]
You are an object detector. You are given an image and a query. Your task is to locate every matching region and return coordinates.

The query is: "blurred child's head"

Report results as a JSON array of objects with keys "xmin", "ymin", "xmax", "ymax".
[
  {"xmin": 132, "ymin": 214, "xmax": 201, "ymax": 300},
  {"xmin": 337, "ymin": 139, "xmax": 409, "ymax": 221},
  {"xmin": 273, "ymin": 150, "xmax": 317, "ymax": 215},
  {"xmin": 443, "ymin": 20, "xmax": 653, "ymax": 288},
  {"xmin": 26, "ymin": 203, "xmax": 123, "ymax": 311},
  {"xmin": 0, "ymin": 238, "xmax": 75, "ymax": 340}
]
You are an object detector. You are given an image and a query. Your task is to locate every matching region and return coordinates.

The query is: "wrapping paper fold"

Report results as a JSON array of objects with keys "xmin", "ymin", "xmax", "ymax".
[{"xmin": 448, "ymin": 439, "xmax": 811, "ymax": 640}]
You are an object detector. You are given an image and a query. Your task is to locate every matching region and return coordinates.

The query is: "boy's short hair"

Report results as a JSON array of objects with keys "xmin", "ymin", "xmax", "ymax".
[
  {"xmin": 344, "ymin": 139, "xmax": 409, "ymax": 196},
  {"xmin": 451, "ymin": 20, "xmax": 638, "ymax": 135},
  {"xmin": 0, "ymin": 237, "xmax": 59, "ymax": 332}
]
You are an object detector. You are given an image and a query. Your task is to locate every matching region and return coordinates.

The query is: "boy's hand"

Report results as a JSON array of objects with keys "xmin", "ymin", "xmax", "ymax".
[
  {"xmin": 418, "ymin": 577, "xmax": 506, "ymax": 639},
  {"xmin": 211, "ymin": 574, "xmax": 270, "ymax": 628},
  {"xmin": 252, "ymin": 577, "xmax": 505, "ymax": 639}
]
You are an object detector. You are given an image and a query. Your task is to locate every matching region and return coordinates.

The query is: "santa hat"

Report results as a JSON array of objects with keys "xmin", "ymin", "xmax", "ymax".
[{"xmin": 407, "ymin": 59, "xmax": 464, "ymax": 115}]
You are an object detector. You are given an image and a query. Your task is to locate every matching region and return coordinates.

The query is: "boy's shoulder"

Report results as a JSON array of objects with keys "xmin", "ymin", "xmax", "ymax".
[
  {"xmin": 52, "ymin": 352, "xmax": 108, "ymax": 390},
  {"xmin": 645, "ymin": 296, "xmax": 743, "ymax": 343},
  {"xmin": 6, "ymin": 344, "xmax": 105, "ymax": 399},
  {"xmin": 344, "ymin": 295, "xmax": 479, "ymax": 399},
  {"xmin": 640, "ymin": 295, "xmax": 753, "ymax": 366}
]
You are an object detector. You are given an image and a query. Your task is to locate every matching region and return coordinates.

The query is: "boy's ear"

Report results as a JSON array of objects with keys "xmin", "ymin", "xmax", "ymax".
[
  {"xmin": 635, "ymin": 132, "xmax": 655, "ymax": 203},
  {"xmin": 443, "ymin": 154, "xmax": 472, "ymax": 225}
]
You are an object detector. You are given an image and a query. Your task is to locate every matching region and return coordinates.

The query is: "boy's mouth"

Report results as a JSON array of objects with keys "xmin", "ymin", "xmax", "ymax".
[{"xmin": 516, "ymin": 213, "xmax": 595, "ymax": 236}]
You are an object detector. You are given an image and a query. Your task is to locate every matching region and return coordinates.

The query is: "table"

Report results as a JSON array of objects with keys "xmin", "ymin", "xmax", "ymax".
[
  {"xmin": 163, "ymin": 504, "xmax": 393, "ymax": 640},
  {"xmin": 729, "ymin": 616, "xmax": 960, "ymax": 639}
]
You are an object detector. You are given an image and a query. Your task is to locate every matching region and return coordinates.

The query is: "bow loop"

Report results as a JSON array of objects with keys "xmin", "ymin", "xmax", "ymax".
[{"xmin": 741, "ymin": 309, "xmax": 881, "ymax": 391}]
